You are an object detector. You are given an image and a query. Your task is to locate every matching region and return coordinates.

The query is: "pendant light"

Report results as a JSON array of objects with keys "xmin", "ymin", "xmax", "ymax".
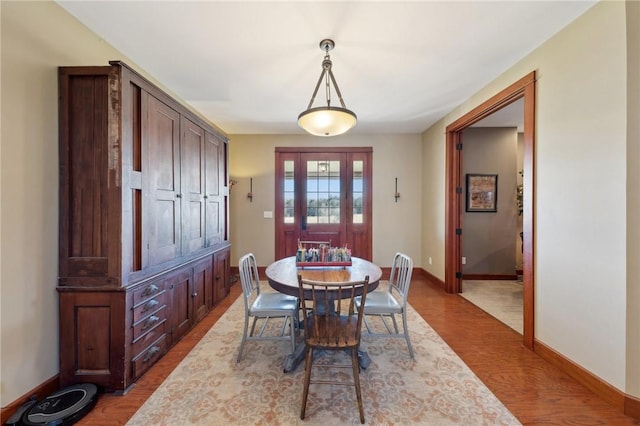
[{"xmin": 298, "ymin": 39, "xmax": 357, "ymax": 137}]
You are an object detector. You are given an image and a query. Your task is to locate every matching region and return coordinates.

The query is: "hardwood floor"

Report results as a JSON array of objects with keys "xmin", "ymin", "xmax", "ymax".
[{"xmin": 77, "ymin": 276, "xmax": 640, "ymax": 425}]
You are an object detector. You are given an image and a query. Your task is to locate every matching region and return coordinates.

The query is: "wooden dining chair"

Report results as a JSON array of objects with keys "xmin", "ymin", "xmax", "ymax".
[
  {"xmin": 236, "ymin": 253, "xmax": 299, "ymax": 363},
  {"xmin": 297, "ymin": 275, "xmax": 370, "ymax": 424}
]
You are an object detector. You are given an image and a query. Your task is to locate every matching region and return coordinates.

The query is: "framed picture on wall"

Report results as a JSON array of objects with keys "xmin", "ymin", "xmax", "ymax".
[{"xmin": 466, "ymin": 174, "xmax": 498, "ymax": 212}]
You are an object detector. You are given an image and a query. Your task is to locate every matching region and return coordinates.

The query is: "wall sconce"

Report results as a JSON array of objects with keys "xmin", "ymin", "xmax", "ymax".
[
  {"xmin": 247, "ymin": 177, "xmax": 253, "ymax": 202},
  {"xmin": 229, "ymin": 179, "xmax": 238, "ymax": 193},
  {"xmin": 395, "ymin": 177, "xmax": 400, "ymax": 202}
]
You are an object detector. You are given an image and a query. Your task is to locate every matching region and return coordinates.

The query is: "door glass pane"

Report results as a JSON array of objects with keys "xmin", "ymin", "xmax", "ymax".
[
  {"xmin": 307, "ymin": 159, "xmax": 340, "ymax": 224},
  {"xmin": 352, "ymin": 160, "xmax": 363, "ymax": 224},
  {"xmin": 284, "ymin": 160, "xmax": 294, "ymax": 223}
]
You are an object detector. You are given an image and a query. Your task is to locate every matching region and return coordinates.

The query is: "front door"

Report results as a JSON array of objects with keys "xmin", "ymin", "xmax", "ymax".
[{"xmin": 275, "ymin": 147, "xmax": 372, "ymax": 261}]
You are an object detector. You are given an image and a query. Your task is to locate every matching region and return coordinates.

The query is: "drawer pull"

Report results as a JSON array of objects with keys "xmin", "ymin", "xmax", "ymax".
[
  {"xmin": 141, "ymin": 315, "xmax": 159, "ymax": 331},
  {"xmin": 143, "ymin": 346, "xmax": 160, "ymax": 363},
  {"xmin": 142, "ymin": 284, "xmax": 159, "ymax": 297},
  {"xmin": 191, "ymin": 292, "xmax": 198, "ymax": 298},
  {"xmin": 141, "ymin": 299, "xmax": 159, "ymax": 313},
  {"xmin": 215, "ymin": 275, "xmax": 221, "ymax": 280}
]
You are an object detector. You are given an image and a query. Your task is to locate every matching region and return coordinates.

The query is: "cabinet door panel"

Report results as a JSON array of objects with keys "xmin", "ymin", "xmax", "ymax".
[
  {"xmin": 205, "ymin": 132, "xmax": 224, "ymax": 246},
  {"xmin": 58, "ymin": 290, "xmax": 127, "ymax": 390},
  {"xmin": 168, "ymin": 269, "xmax": 193, "ymax": 344},
  {"xmin": 144, "ymin": 95, "xmax": 181, "ymax": 266},
  {"xmin": 181, "ymin": 117, "xmax": 206, "ymax": 254},
  {"xmin": 212, "ymin": 248, "xmax": 230, "ymax": 306},
  {"xmin": 192, "ymin": 257, "xmax": 212, "ymax": 321}
]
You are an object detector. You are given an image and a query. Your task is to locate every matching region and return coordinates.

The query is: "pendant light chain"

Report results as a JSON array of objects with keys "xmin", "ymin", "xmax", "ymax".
[
  {"xmin": 325, "ymin": 56, "xmax": 332, "ymax": 108},
  {"xmin": 297, "ymin": 39, "xmax": 357, "ymax": 137},
  {"xmin": 323, "ymin": 44, "xmax": 332, "ymax": 108}
]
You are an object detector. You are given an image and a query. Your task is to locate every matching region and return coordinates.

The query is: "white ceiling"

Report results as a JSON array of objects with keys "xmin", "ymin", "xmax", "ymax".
[
  {"xmin": 472, "ymin": 97, "xmax": 524, "ymax": 131},
  {"xmin": 56, "ymin": 1, "xmax": 596, "ymax": 136}
]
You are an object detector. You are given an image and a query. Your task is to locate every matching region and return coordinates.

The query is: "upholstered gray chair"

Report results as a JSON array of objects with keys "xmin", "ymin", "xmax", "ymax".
[
  {"xmin": 355, "ymin": 252, "xmax": 414, "ymax": 358},
  {"xmin": 236, "ymin": 253, "xmax": 299, "ymax": 363}
]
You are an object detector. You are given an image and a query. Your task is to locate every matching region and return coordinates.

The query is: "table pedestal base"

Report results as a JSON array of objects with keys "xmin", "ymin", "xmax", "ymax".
[{"xmin": 283, "ymin": 345, "xmax": 372, "ymax": 373}]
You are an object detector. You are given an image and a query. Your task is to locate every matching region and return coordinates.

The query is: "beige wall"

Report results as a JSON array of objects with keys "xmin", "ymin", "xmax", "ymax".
[
  {"xmin": 420, "ymin": 123, "xmax": 446, "ymax": 279},
  {"xmin": 228, "ymin": 134, "xmax": 423, "ymax": 268},
  {"xmin": 1, "ymin": 0, "xmax": 122, "ymax": 405},
  {"xmin": 421, "ymin": 1, "xmax": 633, "ymax": 393},
  {"xmin": 625, "ymin": 0, "xmax": 640, "ymax": 397},
  {"xmin": 0, "ymin": 0, "xmax": 208, "ymax": 406},
  {"xmin": 461, "ymin": 127, "xmax": 518, "ymax": 275},
  {"xmin": 1, "ymin": 0, "xmax": 638, "ymax": 410},
  {"xmin": 0, "ymin": 0, "xmax": 423, "ymax": 406}
]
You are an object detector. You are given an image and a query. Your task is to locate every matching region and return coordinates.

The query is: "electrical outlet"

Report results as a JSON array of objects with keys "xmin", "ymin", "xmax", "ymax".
[
  {"xmin": 462, "ymin": 257, "xmax": 466, "ymax": 265},
  {"xmin": 428, "ymin": 257, "xmax": 432, "ymax": 265}
]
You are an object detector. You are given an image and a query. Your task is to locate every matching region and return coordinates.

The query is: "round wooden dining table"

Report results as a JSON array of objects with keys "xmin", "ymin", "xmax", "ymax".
[
  {"xmin": 265, "ymin": 256, "xmax": 382, "ymax": 297},
  {"xmin": 265, "ymin": 256, "xmax": 383, "ymax": 372}
]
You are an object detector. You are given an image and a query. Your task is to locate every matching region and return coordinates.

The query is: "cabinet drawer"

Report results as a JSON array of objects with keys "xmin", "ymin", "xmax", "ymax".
[
  {"xmin": 132, "ymin": 334, "xmax": 167, "ymax": 380},
  {"xmin": 132, "ymin": 291, "xmax": 168, "ymax": 323},
  {"xmin": 132, "ymin": 306, "xmax": 166, "ymax": 341},
  {"xmin": 132, "ymin": 320, "xmax": 167, "ymax": 357},
  {"xmin": 133, "ymin": 281, "xmax": 165, "ymax": 305}
]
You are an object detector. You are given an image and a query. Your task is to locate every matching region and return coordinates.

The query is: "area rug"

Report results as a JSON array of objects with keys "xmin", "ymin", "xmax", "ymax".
[{"xmin": 126, "ymin": 288, "xmax": 521, "ymax": 425}]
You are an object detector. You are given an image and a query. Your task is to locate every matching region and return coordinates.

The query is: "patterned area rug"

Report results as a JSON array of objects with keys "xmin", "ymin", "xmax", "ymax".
[{"xmin": 127, "ymin": 289, "xmax": 521, "ymax": 425}]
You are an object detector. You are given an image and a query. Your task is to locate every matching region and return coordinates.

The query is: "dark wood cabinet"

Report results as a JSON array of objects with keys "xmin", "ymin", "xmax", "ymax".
[
  {"xmin": 181, "ymin": 116, "xmax": 207, "ymax": 255},
  {"xmin": 145, "ymin": 94, "xmax": 182, "ymax": 267},
  {"xmin": 213, "ymin": 247, "xmax": 231, "ymax": 307},
  {"xmin": 166, "ymin": 269, "xmax": 193, "ymax": 345},
  {"xmin": 192, "ymin": 257, "xmax": 213, "ymax": 322},
  {"xmin": 57, "ymin": 61, "xmax": 231, "ymax": 393},
  {"xmin": 58, "ymin": 290, "xmax": 128, "ymax": 389},
  {"xmin": 205, "ymin": 131, "xmax": 227, "ymax": 247},
  {"xmin": 131, "ymin": 279, "xmax": 168, "ymax": 380}
]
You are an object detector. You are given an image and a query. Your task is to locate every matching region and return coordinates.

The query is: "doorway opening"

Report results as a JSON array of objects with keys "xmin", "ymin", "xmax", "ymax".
[{"xmin": 445, "ymin": 71, "xmax": 536, "ymax": 349}]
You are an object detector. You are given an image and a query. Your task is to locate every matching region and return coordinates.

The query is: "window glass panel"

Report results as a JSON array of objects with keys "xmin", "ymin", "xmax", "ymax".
[
  {"xmin": 284, "ymin": 208, "xmax": 294, "ymax": 223},
  {"xmin": 284, "ymin": 179, "xmax": 294, "ymax": 192},
  {"xmin": 306, "ymin": 191, "xmax": 318, "ymax": 223},
  {"xmin": 284, "ymin": 160, "xmax": 295, "ymax": 223},
  {"xmin": 306, "ymin": 159, "xmax": 340, "ymax": 224},
  {"xmin": 318, "ymin": 178, "xmax": 329, "ymax": 192},
  {"xmin": 352, "ymin": 160, "xmax": 363, "ymax": 224},
  {"xmin": 306, "ymin": 193, "xmax": 319, "ymax": 205},
  {"xmin": 329, "ymin": 176, "xmax": 340, "ymax": 192},
  {"xmin": 329, "ymin": 207, "xmax": 340, "ymax": 224},
  {"xmin": 353, "ymin": 179, "xmax": 363, "ymax": 192},
  {"xmin": 307, "ymin": 178, "xmax": 318, "ymax": 192}
]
